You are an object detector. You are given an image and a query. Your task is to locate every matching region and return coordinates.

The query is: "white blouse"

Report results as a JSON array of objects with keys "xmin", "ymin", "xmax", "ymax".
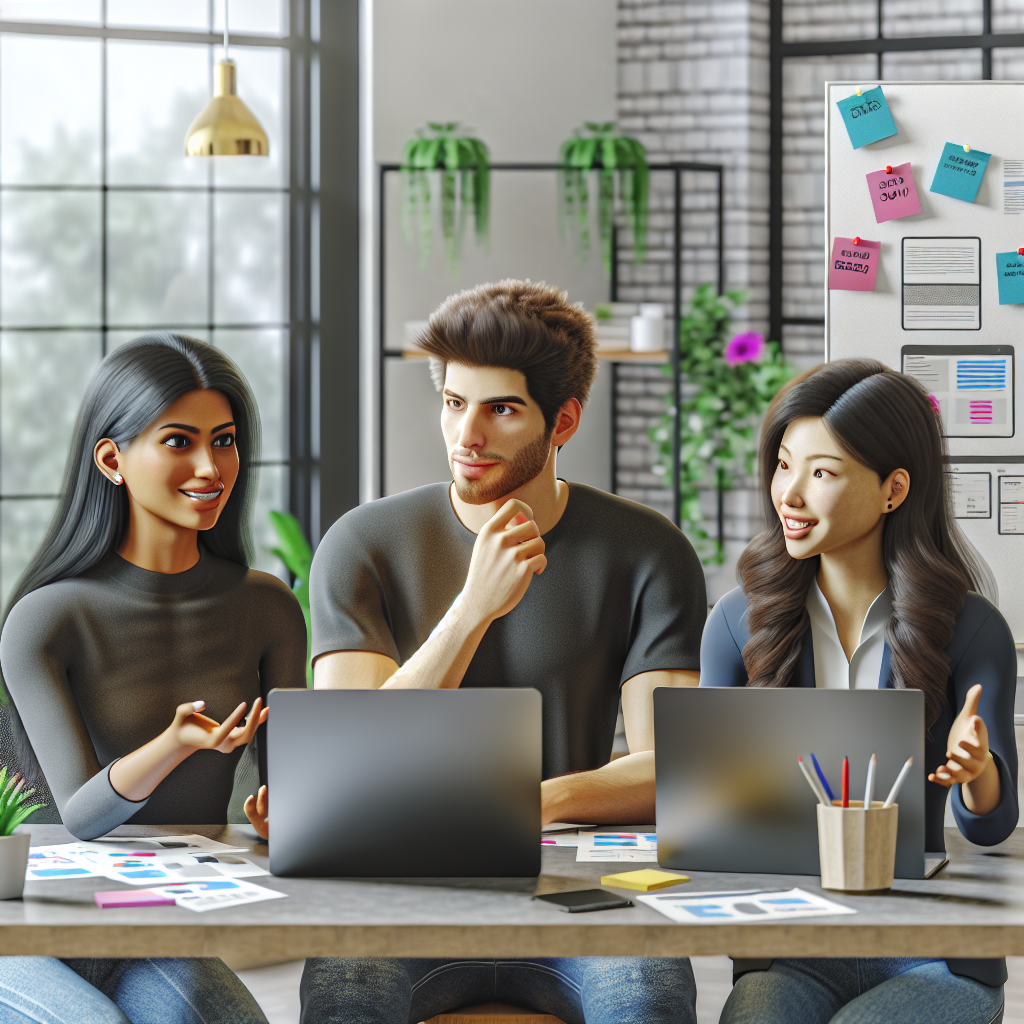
[{"xmin": 806, "ymin": 579, "xmax": 892, "ymax": 690}]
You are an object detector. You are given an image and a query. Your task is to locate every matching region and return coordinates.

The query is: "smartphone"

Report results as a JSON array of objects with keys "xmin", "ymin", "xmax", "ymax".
[{"xmin": 534, "ymin": 889, "xmax": 633, "ymax": 913}]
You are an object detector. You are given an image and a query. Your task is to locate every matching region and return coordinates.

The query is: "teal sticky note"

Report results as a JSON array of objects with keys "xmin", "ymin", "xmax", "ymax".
[
  {"xmin": 996, "ymin": 252, "xmax": 1024, "ymax": 304},
  {"xmin": 930, "ymin": 143, "xmax": 991, "ymax": 203},
  {"xmin": 836, "ymin": 87, "xmax": 898, "ymax": 149}
]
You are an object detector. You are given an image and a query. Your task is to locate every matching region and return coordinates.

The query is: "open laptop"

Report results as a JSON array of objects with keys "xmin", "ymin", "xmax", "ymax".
[
  {"xmin": 267, "ymin": 688, "xmax": 542, "ymax": 877},
  {"xmin": 654, "ymin": 687, "xmax": 943, "ymax": 879}
]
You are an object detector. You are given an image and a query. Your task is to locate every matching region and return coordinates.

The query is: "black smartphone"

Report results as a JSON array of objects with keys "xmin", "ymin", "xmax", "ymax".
[{"xmin": 534, "ymin": 889, "xmax": 633, "ymax": 913}]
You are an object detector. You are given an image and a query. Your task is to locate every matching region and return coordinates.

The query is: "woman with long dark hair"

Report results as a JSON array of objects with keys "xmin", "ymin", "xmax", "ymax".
[
  {"xmin": 701, "ymin": 359, "xmax": 1016, "ymax": 1024},
  {"xmin": 0, "ymin": 333, "xmax": 306, "ymax": 1023}
]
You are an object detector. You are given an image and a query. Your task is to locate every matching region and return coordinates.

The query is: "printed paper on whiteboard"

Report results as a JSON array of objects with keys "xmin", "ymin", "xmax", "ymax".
[
  {"xmin": 1004, "ymin": 160, "xmax": 1024, "ymax": 214},
  {"xmin": 902, "ymin": 237, "xmax": 981, "ymax": 330},
  {"xmin": 901, "ymin": 345, "xmax": 1014, "ymax": 439},
  {"xmin": 948, "ymin": 472, "xmax": 991, "ymax": 519},
  {"xmin": 638, "ymin": 887, "xmax": 856, "ymax": 924},
  {"xmin": 999, "ymin": 476, "xmax": 1024, "ymax": 536}
]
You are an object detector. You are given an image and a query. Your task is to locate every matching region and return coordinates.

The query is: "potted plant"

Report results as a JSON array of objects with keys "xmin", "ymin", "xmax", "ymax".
[
  {"xmin": 269, "ymin": 511, "xmax": 314, "ymax": 687},
  {"xmin": 651, "ymin": 285, "xmax": 794, "ymax": 564},
  {"xmin": 401, "ymin": 122, "xmax": 490, "ymax": 274},
  {"xmin": 558, "ymin": 122, "xmax": 649, "ymax": 274},
  {"xmin": 0, "ymin": 766, "xmax": 45, "ymax": 899}
]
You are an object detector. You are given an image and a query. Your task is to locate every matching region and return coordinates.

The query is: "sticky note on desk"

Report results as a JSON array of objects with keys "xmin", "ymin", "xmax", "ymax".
[
  {"xmin": 836, "ymin": 87, "xmax": 897, "ymax": 149},
  {"xmin": 996, "ymin": 252, "xmax": 1024, "ymax": 304},
  {"xmin": 866, "ymin": 163, "xmax": 921, "ymax": 222},
  {"xmin": 930, "ymin": 143, "xmax": 991, "ymax": 203},
  {"xmin": 829, "ymin": 237, "xmax": 879, "ymax": 291},
  {"xmin": 601, "ymin": 869, "xmax": 690, "ymax": 892},
  {"xmin": 95, "ymin": 889, "xmax": 176, "ymax": 909}
]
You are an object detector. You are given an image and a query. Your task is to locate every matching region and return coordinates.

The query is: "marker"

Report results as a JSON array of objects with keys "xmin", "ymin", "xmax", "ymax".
[
  {"xmin": 883, "ymin": 756, "xmax": 914, "ymax": 808},
  {"xmin": 797, "ymin": 757, "xmax": 830, "ymax": 806},
  {"xmin": 864, "ymin": 753, "xmax": 877, "ymax": 808},
  {"xmin": 810, "ymin": 753, "xmax": 834, "ymax": 802},
  {"xmin": 841, "ymin": 757, "xmax": 849, "ymax": 808}
]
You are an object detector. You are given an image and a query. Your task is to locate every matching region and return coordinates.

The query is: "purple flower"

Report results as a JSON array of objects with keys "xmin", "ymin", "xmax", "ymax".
[{"xmin": 724, "ymin": 331, "xmax": 765, "ymax": 367}]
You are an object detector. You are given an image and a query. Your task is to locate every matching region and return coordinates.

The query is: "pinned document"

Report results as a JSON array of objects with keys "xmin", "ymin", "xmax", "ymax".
[
  {"xmin": 1004, "ymin": 160, "xmax": 1024, "ymax": 214},
  {"xmin": 836, "ymin": 87, "xmax": 897, "ymax": 149},
  {"xmin": 901, "ymin": 237, "xmax": 980, "ymax": 330},
  {"xmin": 930, "ymin": 143, "xmax": 991, "ymax": 203},
  {"xmin": 866, "ymin": 163, "xmax": 921, "ymax": 222},
  {"xmin": 996, "ymin": 251, "xmax": 1024, "ymax": 304},
  {"xmin": 829, "ymin": 237, "xmax": 879, "ymax": 291},
  {"xmin": 998, "ymin": 476, "xmax": 1024, "ymax": 535}
]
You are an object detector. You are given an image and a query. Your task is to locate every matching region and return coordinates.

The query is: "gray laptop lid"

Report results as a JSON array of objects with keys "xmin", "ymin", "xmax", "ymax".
[
  {"xmin": 268, "ymin": 688, "xmax": 542, "ymax": 877},
  {"xmin": 654, "ymin": 688, "xmax": 926, "ymax": 878}
]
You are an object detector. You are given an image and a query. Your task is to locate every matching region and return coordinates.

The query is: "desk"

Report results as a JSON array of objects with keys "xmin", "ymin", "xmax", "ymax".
[{"xmin": 1, "ymin": 825, "xmax": 1022, "ymax": 962}]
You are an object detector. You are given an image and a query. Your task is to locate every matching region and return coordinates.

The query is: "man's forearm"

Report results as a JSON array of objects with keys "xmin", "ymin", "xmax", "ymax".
[{"xmin": 540, "ymin": 750, "xmax": 655, "ymax": 826}]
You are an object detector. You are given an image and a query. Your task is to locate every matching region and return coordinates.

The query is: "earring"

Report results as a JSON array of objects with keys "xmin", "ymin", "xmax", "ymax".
[
  {"xmin": 113, "ymin": 473, "xmax": 123, "ymax": 485},
  {"xmin": 887, "ymin": 503, "xmax": 892, "ymax": 509}
]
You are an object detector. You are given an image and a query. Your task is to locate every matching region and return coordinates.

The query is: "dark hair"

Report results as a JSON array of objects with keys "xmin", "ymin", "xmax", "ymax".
[
  {"xmin": 6, "ymin": 332, "xmax": 260, "ymax": 616},
  {"xmin": 417, "ymin": 279, "xmax": 598, "ymax": 433},
  {"xmin": 737, "ymin": 358, "xmax": 989, "ymax": 728}
]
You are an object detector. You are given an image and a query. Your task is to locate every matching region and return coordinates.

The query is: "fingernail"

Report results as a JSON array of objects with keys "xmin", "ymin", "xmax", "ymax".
[{"xmin": 192, "ymin": 701, "xmax": 205, "ymax": 711}]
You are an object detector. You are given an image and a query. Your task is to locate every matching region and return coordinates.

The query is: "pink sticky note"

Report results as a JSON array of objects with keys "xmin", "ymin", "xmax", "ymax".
[
  {"xmin": 829, "ymin": 237, "xmax": 879, "ymax": 291},
  {"xmin": 866, "ymin": 162, "xmax": 922, "ymax": 223},
  {"xmin": 95, "ymin": 889, "xmax": 176, "ymax": 909}
]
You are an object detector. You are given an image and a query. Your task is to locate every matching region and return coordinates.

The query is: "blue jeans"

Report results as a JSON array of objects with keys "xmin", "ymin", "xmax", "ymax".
[
  {"xmin": 0, "ymin": 956, "xmax": 267, "ymax": 1024},
  {"xmin": 720, "ymin": 958, "xmax": 1004, "ymax": 1024},
  {"xmin": 300, "ymin": 957, "xmax": 697, "ymax": 1024}
]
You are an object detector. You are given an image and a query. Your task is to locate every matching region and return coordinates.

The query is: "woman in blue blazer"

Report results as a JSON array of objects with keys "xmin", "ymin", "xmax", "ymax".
[{"xmin": 701, "ymin": 359, "xmax": 1016, "ymax": 1024}]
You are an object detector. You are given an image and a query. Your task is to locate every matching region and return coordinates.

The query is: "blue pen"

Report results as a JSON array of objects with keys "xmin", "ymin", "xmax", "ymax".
[{"xmin": 810, "ymin": 753, "xmax": 834, "ymax": 802}]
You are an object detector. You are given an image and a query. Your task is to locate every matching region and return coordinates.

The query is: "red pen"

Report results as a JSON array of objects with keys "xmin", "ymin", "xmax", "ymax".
[{"xmin": 842, "ymin": 757, "xmax": 850, "ymax": 807}]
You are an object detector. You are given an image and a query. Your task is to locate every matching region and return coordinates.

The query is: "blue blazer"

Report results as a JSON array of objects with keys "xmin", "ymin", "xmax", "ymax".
[{"xmin": 701, "ymin": 587, "xmax": 1019, "ymax": 988}]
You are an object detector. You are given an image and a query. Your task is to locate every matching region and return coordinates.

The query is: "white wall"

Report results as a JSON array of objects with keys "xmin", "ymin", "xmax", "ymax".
[{"xmin": 369, "ymin": 0, "xmax": 619, "ymax": 497}]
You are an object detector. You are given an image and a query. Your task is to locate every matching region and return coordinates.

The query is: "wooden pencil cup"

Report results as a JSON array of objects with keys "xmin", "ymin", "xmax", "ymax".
[{"xmin": 816, "ymin": 800, "xmax": 898, "ymax": 894}]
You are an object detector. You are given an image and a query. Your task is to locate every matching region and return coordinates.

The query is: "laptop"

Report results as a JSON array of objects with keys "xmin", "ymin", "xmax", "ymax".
[
  {"xmin": 654, "ymin": 687, "xmax": 935, "ymax": 879},
  {"xmin": 267, "ymin": 688, "xmax": 542, "ymax": 877}
]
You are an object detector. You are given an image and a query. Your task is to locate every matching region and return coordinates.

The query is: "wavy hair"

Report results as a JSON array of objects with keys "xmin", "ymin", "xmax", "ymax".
[{"xmin": 737, "ymin": 359, "xmax": 990, "ymax": 727}]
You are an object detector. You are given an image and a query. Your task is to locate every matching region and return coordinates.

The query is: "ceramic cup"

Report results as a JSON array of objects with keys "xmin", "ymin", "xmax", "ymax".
[{"xmin": 817, "ymin": 800, "xmax": 898, "ymax": 894}]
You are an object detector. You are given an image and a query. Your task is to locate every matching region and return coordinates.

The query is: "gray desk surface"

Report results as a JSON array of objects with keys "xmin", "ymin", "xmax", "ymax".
[{"xmin": 2, "ymin": 824, "xmax": 1022, "ymax": 960}]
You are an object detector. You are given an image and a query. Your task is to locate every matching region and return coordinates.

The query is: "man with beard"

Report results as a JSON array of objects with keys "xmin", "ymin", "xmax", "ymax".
[{"xmin": 302, "ymin": 280, "xmax": 705, "ymax": 1024}]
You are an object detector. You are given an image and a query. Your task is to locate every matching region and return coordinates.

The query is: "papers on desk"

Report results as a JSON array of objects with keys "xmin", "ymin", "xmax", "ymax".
[
  {"xmin": 638, "ymin": 888, "xmax": 856, "ymax": 924},
  {"xmin": 143, "ymin": 879, "xmax": 286, "ymax": 914},
  {"xmin": 576, "ymin": 832, "xmax": 658, "ymax": 862}
]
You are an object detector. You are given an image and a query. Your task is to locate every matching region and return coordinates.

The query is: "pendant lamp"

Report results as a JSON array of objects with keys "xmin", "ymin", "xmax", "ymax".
[{"xmin": 185, "ymin": 0, "xmax": 268, "ymax": 157}]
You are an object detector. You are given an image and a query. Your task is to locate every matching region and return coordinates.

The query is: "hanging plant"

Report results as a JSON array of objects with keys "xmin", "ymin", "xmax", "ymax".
[
  {"xmin": 650, "ymin": 285, "xmax": 795, "ymax": 565},
  {"xmin": 401, "ymin": 123, "xmax": 490, "ymax": 274},
  {"xmin": 558, "ymin": 122, "xmax": 649, "ymax": 274}
]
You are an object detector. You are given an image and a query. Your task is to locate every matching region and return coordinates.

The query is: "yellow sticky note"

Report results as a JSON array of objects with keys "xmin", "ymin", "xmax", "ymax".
[{"xmin": 600, "ymin": 869, "xmax": 690, "ymax": 892}]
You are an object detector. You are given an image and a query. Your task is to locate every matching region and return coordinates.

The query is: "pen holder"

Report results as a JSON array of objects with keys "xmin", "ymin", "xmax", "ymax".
[{"xmin": 816, "ymin": 801, "xmax": 898, "ymax": 894}]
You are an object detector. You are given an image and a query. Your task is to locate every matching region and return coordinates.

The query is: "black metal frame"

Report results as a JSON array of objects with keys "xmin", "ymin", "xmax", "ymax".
[
  {"xmin": 768, "ymin": 0, "xmax": 1007, "ymax": 346},
  {"xmin": 377, "ymin": 161, "xmax": 724, "ymax": 527}
]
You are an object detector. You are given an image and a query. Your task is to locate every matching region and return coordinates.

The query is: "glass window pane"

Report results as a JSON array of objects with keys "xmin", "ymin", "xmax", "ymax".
[
  {"xmin": 783, "ymin": 1, "xmax": 877, "ymax": 43},
  {"xmin": 106, "ymin": 329, "xmax": 210, "ymax": 351},
  {"xmin": 106, "ymin": 0, "xmax": 209, "ymax": 29},
  {"xmin": 214, "ymin": 0, "xmax": 287, "ymax": 37},
  {"xmin": 994, "ymin": 0, "xmax": 1024, "ymax": 31},
  {"xmin": 882, "ymin": 0, "xmax": 982, "ymax": 37},
  {"xmin": 1, "ymin": 191, "xmax": 102, "ymax": 327},
  {"xmin": 1, "ymin": 36, "xmax": 101, "ymax": 184},
  {"xmin": 107, "ymin": 42, "xmax": 210, "ymax": 186},
  {"xmin": 1, "ymin": 332, "xmax": 102, "ymax": 495},
  {"xmin": 881, "ymin": 48, "xmax": 983, "ymax": 79},
  {"xmin": 0, "ymin": 1, "xmax": 100, "ymax": 23},
  {"xmin": 214, "ymin": 193, "xmax": 287, "ymax": 324},
  {"xmin": 212, "ymin": 46, "xmax": 288, "ymax": 188},
  {"xmin": 993, "ymin": 48, "xmax": 1024, "ymax": 79},
  {"xmin": 107, "ymin": 191, "xmax": 210, "ymax": 327},
  {"xmin": 2, "ymin": 499, "xmax": 58, "ymax": 610},
  {"xmin": 251, "ymin": 463, "xmax": 288, "ymax": 581},
  {"xmin": 213, "ymin": 329, "xmax": 286, "ymax": 461}
]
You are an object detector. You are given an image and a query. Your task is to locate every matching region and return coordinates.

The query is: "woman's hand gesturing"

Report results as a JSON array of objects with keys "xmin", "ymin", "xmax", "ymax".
[
  {"xmin": 170, "ymin": 697, "xmax": 267, "ymax": 754},
  {"xmin": 927, "ymin": 683, "xmax": 1000, "ymax": 815},
  {"xmin": 244, "ymin": 784, "xmax": 269, "ymax": 840}
]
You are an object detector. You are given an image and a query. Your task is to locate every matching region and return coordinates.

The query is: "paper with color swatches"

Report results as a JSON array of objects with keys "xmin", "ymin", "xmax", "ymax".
[
  {"xmin": 576, "ymin": 832, "xmax": 658, "ymax": 863},
  {"xmin": 638, "ymin": 888, "xmax": 856, "ymax": 924},
  {"xmin": 829, "ymin": 238, "xmax": 879, "ymax": 291},
  {"xmin": 930, "ymin": 143, "xmax": 991, "ymax": 203},
  {"xmin": 996, "ymin": 252, "xmax": 1024, "ymax": 304},
  {"xmin": 836, "ymin": 87, "xmax": 898, "ymax": 149},
  {"xmin": 866, "ymin": 163, "xmax": 921, "ymax": 222}
]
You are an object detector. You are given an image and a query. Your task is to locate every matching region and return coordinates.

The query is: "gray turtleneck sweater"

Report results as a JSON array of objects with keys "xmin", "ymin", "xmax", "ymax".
[{"xmin": 0, "ymin": 551, "xmax": 307, "ymax": 840}]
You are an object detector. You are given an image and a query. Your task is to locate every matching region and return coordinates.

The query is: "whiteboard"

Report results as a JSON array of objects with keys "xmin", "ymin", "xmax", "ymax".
[{"xmin": 826, "ymin": 82, "xmax": 1024, "ymax": 641}]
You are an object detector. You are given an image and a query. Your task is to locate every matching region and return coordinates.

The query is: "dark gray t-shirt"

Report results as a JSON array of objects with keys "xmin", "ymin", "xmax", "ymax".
[
  {"xmin": 310, "ymin": 482, "xmax": 706, "ymax": 778},
  {"xmin": 0, "ymin": 551, "xmax": 307, "ymax": 840}
]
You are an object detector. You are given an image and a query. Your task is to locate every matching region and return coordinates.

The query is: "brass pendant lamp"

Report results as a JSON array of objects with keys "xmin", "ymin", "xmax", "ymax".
[{"xmin": 185, "ymin": 0, "xmax": 268, "ymax": 157}]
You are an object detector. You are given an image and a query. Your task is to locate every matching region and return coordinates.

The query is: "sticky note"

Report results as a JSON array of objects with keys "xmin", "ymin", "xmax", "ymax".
[
  {"xmin": 94, "ymin": 889, "xmax": 176, "ymax": 909},
  {"xmin": 866, "ymin": 163, "xmax": 921, "ymax": 223},
  {"xmin": 600, "ymin": 869, "xmax": 690, "ymax": 892},
  {"xmin": 829, "ymin": 237, "xmax": 879, "ymax": 291},
  {"xmin": 930, "ymin": 143, "xmax": 991, "ymax": 203},
  {"xmin": 836, "ymin": 87, "xmax": 898, "ymax": 149},
  {"xmin": 996, "ymin": 252, "xmax": 1024, "ymax": 304}
]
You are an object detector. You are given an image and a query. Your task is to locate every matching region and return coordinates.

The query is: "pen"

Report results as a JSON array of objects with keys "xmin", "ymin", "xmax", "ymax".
[
  {"xmin": 864, "ymin": 753, "xmax": 876, "ymax": 808},
  {"xmin": 810, "ymin": 753, "xmax": 835, "ymax": 802},
  {"xmin": 797, "ymin": 756, "xmax": 830, "ymax": 806},
  {"xmin": 883, "ymin": 756, "xmax": 914, "ymax": 808},
  {"xmin": 841, "ymin": 757, "xmax": 849, "ymax": 808}
]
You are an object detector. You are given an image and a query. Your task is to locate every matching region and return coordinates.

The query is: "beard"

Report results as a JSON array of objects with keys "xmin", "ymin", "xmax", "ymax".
[{"xmin": 450, "ymin": 429, "xmax": 553, "ymax": 505}]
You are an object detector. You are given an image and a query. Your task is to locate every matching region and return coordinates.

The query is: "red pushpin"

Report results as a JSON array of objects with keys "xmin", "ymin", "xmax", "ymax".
[
  {"xmin": 853, "ymin": 237, "xmax": 861, "ymax": 246},
  {"xmin": 885, "ymin": 165, "xmax": 892, "ymax": 174},
  {"xmin": 1018, "ymin": 248, "xmax": 1024, "ymax": 256}
]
